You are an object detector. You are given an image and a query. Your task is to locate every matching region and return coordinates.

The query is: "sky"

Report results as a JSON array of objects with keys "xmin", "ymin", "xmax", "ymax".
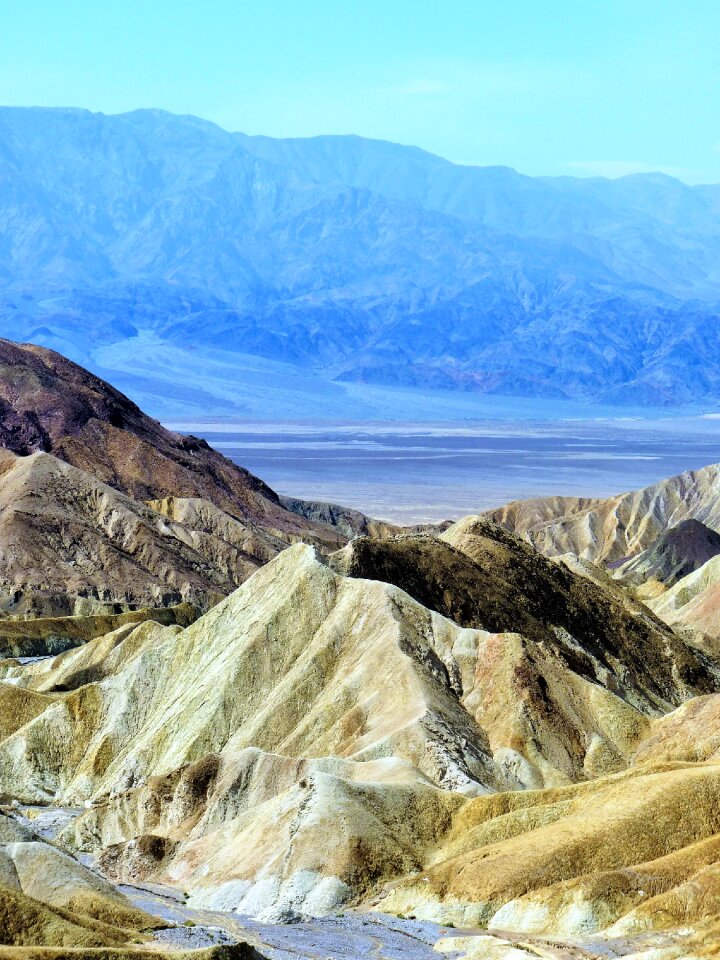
[{"xmin": 2, "ymin": 0, "xmax": 720, "ymax": 182}]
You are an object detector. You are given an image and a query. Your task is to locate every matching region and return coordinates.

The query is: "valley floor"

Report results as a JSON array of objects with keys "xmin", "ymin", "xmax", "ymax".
[
  {"xmin": 12, "ymin": 805, "xmax": 687, "ymax": 960},
  {"xmin": 165, "ymin": 416, "xmax": 720, "ymax": 523}
]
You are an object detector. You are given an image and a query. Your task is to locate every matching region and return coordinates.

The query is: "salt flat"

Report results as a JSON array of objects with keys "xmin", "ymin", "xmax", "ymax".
[{"xmin": 165, "ymin": 417, "xmax": 720, "ymax": 523}]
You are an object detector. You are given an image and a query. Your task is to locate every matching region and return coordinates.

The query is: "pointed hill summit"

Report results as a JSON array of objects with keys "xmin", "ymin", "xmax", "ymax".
[{"xmin": 615, "ymin": 518, "xmax": 720, "ymax": 587}]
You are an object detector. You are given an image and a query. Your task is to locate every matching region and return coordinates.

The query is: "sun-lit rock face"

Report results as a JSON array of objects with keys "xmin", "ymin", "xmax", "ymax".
[
  {"xmin": 484, "ymin": 463, "xmax": 720, "ymax": 564},
  {"xmin": 64, "ymin": 749, "xmax": 465, "ymax": 921},
  {"xmin": 3, "ymin": 539, "xmax": 720, "ymax": 935},
  {"xmin": 0, "ymin": 545, "xmax": 501, "ymax": 803},
  {"xmin": 633, "ymin": 693, "xmax": 720, "ymax": 765},
  {"xmin": 441, "ymin": 520, "xmax": 717, "ymax": 706},
  {"xmin": 329, "ymin": 528, "xmax": 720, "ymax": 787},
  {"xmin": 334, "ymin": 525, "xmax": 715, "ymax": 706}
]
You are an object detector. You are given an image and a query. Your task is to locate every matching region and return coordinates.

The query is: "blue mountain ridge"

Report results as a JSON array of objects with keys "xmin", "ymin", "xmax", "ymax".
[{"xmin": 1, "ymin": 105, "xmax": 720, "ymax": 413}]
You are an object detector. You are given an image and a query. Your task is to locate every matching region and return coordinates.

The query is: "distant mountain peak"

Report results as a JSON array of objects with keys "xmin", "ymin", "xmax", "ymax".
[{"xmin": 2, "ymin": 105, "xmax": 720, "ymax": 412}]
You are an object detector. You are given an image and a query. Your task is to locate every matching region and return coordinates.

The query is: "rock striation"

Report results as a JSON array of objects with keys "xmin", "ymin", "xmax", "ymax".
[
  {"xmin": 485, "ymin": 462, "xmax": 720, "ymax": 565},
  {"xmin": 0, "ymin": 602, "xmax": 196, "ymax": 659},
  {"xmin": 648, "ymin": 555, "xmax": 720, "ymax": 643},
  {"xmin": 378, "ymin": 758, "xmax": 720, "ymax": 947},
  {"xmin": 2, "ymin": 540, "xmax": 720, "ymax": 948},
  {"xmin": 0, "ymin": 338, "xmax": 343, "ymax": 551}
]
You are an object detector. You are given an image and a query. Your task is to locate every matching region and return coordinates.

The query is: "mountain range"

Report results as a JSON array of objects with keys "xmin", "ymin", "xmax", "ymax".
[
  {"xmin": 4, "ymin": 344, "xmax": 720, "ymax": 956},
  {"xmin": 2, "ymin": 106, "xmax": 720, "ymax": 414}
]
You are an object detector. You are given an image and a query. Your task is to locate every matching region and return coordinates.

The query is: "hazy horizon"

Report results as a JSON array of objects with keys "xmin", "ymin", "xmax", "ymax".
[
  {"xmin": 4, "ymin": 101, "xmax": 719, "ymax": 188},
  {"xmin": 3, "ymin": 0, "xmax": 720, "ymax": 183}
]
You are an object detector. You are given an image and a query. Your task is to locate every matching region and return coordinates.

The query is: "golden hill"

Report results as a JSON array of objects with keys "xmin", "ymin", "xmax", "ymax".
[
  {"xmin": 1, "ymin": 541, "xmax": 719, "ymax": 953},
  {"xmin": 485, "ymin": 462, "xmax": 720, "ymax": 565}
]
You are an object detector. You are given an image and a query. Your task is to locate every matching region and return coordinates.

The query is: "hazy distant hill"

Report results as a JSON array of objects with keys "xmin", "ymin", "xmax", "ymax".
[{"xmin": 2, "ymin": 106, "xmax": 720, "ymax": 412}]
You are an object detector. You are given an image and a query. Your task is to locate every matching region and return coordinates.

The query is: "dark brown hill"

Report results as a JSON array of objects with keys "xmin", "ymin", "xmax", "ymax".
[
  {"xmin": 616, "ymin": 518, "xmax": 720, "ymax": 587},
  {"xmin": 330, "ymin": 521, "xmax": 720, "ymax": 709},
  {"xmin": 0, "ymin": 339, "xmax": 342, "ymax": 550}
]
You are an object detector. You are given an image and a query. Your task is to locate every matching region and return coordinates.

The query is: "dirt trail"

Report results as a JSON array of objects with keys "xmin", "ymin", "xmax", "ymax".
[{"xmin": 12, "ymin": 805, "xmax": 676, "ymax": 960}]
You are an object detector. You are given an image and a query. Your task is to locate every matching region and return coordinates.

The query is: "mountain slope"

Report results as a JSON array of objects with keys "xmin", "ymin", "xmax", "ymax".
[
  {"xmin": 380, "ymin": 759, "xmax": 720, "ymax": 947},
  {"xmin": 0, "ymin": 540, "xmax": 719, "ymax": 955},
  {"xmin": 649, "ymin": 555, "xmax": 720, "ymax": 642},
  {"xmin": 0, "ymin": 810, "xmax": 164, "ymax": 949},
  {"xmin": 329, "ymin": 527, "xmax": 713, "ymax": 710},
  {"xmin": 0, "ymin": 449, "xmax": 278, "ymax": 612},
  {"xmin": 0, "ymin": 545, "xmax": 500, "ymax": 803},
  {"xmin": 0, "ymin": 340, "xmax": 353, "ymax": 612},
  {"xmin": 236, "ymin": 133, "xmax": 720, "ymax": 299},
  {"xmin": 3, "ymin": 107, "xmax": 720, "ymax": 409},
  {"xmin": 0, "ymin": 338, "xmax": 339, "ymax": 548},
  {"xmin": 615, "ymin": 519, "xmax": 720, "ymax": 588},
  {"xmin": 486, "ymin": 461, "xmax": 720, "ymax": 564},
  {"xmin": 0, "ymin": 340, "xmax": 344, "ymax": 544}
]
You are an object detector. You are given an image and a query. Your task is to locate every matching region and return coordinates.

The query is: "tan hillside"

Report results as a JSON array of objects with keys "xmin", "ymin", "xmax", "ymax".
[
  {"xmin": 0, "ymin": 449, "xmax": 290, "ymax": 612},
  {"xmin": 484, "ymin": 462, "xmax": 720, "ymax": 564},
  {"xmin": 649, "ymin": 554, "xmax": 720, "ymax": 642},
  {"xmin": 4, "ymin": 338, "xmax": 720, "ymax": 955},
  {"xmin": 0, "ymin": 545, "xmax": 500, "ymax": 803},
  {"xmin": 378, "ymin": 760, "xmax": 720, "ymax": 944},
  {"xmin": 633, "ymin": 693, "xmax": 720, "ymax": 764},
  {"xmin": 0, "ymin": 811, "xmax": 161, "ymax": 948},
  {"xmin": 1, "ymin": 542, "xmax": 718, "ymax": 932},
  {"xmin": 66, "ymin": 749, "xmax": 465, "ymax": 921},
  {"xmin": 0, "ymin": 810, "xmax": 267, "ymax": 957},
  {"xmin": 0, "ymin": 604, "xmax": 196, "ymax": 659}
]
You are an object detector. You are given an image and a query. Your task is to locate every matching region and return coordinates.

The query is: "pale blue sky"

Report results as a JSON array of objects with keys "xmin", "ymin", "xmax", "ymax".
[{"xmin": 3, "ymin": 0, "xmax": 720, "ymax": 182}]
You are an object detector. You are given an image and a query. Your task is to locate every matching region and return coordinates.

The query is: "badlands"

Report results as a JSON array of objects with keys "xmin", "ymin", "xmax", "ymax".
[{"xmin": 2, "ymin": 340, "xmax": 720, "ymax": 958}]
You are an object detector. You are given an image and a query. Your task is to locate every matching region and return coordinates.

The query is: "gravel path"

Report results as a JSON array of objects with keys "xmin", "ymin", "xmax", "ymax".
[
  {"xmin": 121, "ymin": 883, "xmax": 455, "ymax": 959},
  {"xmin": 9, "ymin": 805, "xmax": 681, "ymax": 959},
  {"xmin": 15, "ymin": 803, "xmax": 84, "ymax": 840}
]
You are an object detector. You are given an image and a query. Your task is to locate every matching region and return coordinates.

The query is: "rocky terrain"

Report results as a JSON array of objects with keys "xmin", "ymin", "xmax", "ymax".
[
  {"xmin": 0, "ymin": 339, "xmax": 346, "ymax": 614},
  {"xmin": 2, "ymin": 539, "xmax": 720, "ymax": 957},
  {"xmin": 613, "ymin": 519, "xmax": 720, "ymax": 590},
  {"xmin": 483, "ymin": 464, "xmax": 720, "ymax": 652},
  {"xmin": 4, "ymin": 347, "xmax": 720, "ymax": 957},
  {"xmin": 486, "ymin": 461, "xmax": 720, "ymax": 564}
]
